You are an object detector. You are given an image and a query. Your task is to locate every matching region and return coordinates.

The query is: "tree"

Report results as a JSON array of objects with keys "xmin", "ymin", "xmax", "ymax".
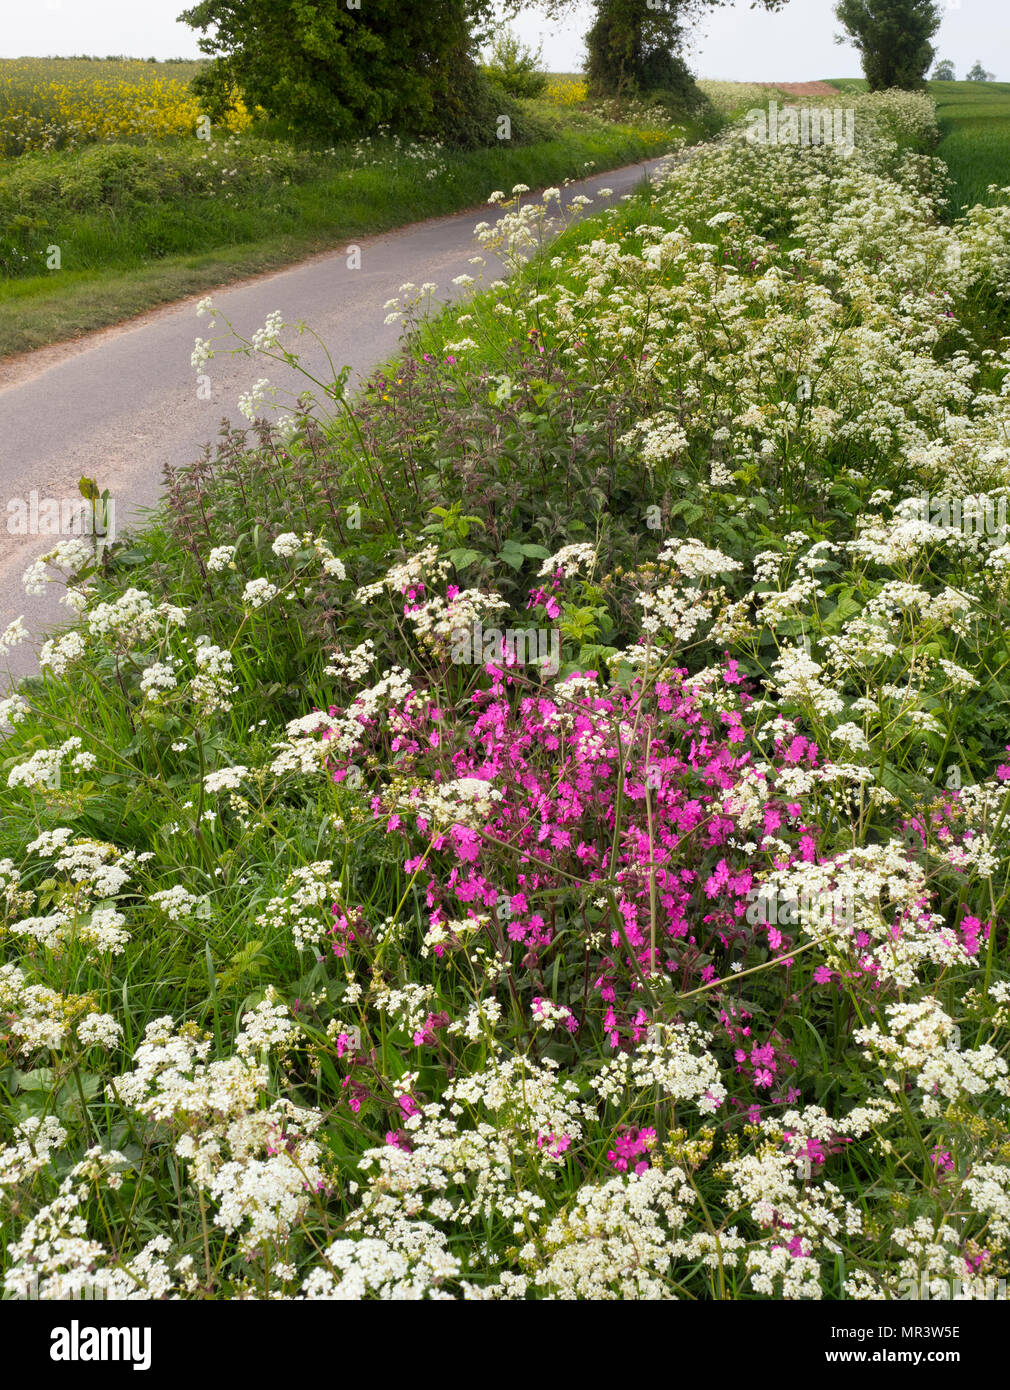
[
  {"xmin": 178, "ymin": 0, "xmax": 509, "ymax": 146},
  {"xmin": 834, "ymin": 0, "xmax": 942, "ymax": 91},
  {"xmin": 523, "ymin": 0, "xmax": 789, "ymax": 99},
  {"xmin": 483, "ymin": 30, "xmax": 549, "ymax": 99},
  {"xmin": 966, "ymin": 60, "xmax": 995, "ymax": 82},
  {"xmin": 931, "ymin": 58, "xmax": 956, "ymax": 81},
  {"xmin": 584, "ymin": 0, "xmax": 687, "ymax": 98}
]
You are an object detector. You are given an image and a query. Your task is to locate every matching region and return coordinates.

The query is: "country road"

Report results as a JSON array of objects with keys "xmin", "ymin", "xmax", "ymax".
[{"xmin": 0, "ymin": 153, "xmax": 673, "ymax": 689}]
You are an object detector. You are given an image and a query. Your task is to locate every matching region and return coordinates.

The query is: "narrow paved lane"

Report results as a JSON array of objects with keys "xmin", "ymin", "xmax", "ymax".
[{"xmin": 0, "ymin": 155, "xmax": 672, "ymax": 687}]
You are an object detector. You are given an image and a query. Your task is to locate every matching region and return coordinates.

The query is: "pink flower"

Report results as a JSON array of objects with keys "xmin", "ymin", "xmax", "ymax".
[{"xmin": 606, "ymin": 1126, "xmax": 657, "ymax": 1172}]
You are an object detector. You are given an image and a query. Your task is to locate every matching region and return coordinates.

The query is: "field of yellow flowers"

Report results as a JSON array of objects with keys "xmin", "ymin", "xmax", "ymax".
[
  {"xmin": 545, "ymin": 74, "xmax": 588, "ymax": 106},
  {"xmin": 0, "ymin": 57, "xmax": 253, "ymax": 157}
]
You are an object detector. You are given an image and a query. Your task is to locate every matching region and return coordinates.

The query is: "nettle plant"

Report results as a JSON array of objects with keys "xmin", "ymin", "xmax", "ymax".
[{"xmin": 175, "ymin": 196, "xmax": 688, "ymax": 617}]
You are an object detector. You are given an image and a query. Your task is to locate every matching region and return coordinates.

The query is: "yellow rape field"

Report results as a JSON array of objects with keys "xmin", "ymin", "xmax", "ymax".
[
  {"xmin": 0, "ymin": 57, "xmax": 253, "ymax": 157},
  {"xmin": 545, "ymin": 75, "xmax": 588, "ymax": 106}
]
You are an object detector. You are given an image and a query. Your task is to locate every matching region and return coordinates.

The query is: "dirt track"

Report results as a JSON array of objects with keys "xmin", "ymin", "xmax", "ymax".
[{"xmin": 758, "ymin": 82, "xmax": 842, "ymax": 96}]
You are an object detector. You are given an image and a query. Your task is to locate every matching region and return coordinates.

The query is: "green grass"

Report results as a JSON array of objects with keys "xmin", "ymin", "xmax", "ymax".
[
  {"xmin": 930, "ymin": 81, "xmax": 1010, "ymax": 212},
  {"xmin": 827, "ymin": 77, "xmax": 1010, "ymax": 211},
  {"xmin": 0, "ymin": 112, "xmax": 690, "ymax": 360}
]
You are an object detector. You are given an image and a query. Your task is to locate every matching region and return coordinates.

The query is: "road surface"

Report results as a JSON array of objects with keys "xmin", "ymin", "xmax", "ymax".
[{"xmin": 0, "ymin": 154, "xmax": 672, "ymax": 688}]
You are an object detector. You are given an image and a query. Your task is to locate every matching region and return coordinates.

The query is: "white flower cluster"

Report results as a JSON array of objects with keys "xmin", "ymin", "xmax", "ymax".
[
  {"xmin": 0, "ymin": 1116, "xmax": 68, "ymax": 1190},
  {"xmin": 354, "ymin": 544, "xmax": 449, "ymax": 605},
  {"xmin": 415, "ymin": 776, "xmax": 503, "ymax": 829},
  {"xmin": 207, "ymin": 544, "xmax": 237, "ymax": 572},
  {"xmin": 269, "ymin": 667, "xmax": 413, "ymax": 774},
  {"xmin": 855, "ymin": 998, "xmax": 1010, "ymax": 1116},
  {"xmin": 139, "ymin": 659, "xmax": 177, "ymax": 700},
  {"xmin": 190, "ymin": 637, "xmax": 238, "ymax": 715},
  {"xmin": 11, "ymin": 905, "xmax": 129, "ymax": 957},
  {"xmin": 203, "ymin": 765, "xmax": 248, "ymax": 793},
  {"xmin": 0, "ymin": 963, "xmax": 80, "ymax": 1056},
  {"xmin": 237, "ymin": 377, "xmax": 273, "ymax": 422},
  {"xmin": 242, "ymin": 577, "xmax": 278, "ymax": 609},
  {"xmin": 8, "ymin": 736, "xmax": 94, "ymax": 789},
  {"xmin": 112, "ymin": 1000, "xmax": 321, "ymax": 1257},
  {"xmin": 531, "ymin": 1166, "xmax": 699, "ymax": 1299},
  {"xmin": 0, "ymin": 615, "xmax": 29, "ymax": 651},
  {"xmin": 87, "ymin": 588, "xmax": 187, "ymax": 646},
  {"xmin": 536, "ymin": 542, "xmax": 597, "ymax": 579},
  {"xmin": 255, "ymin": 862, "xmax": 343, "ymax": 953},
  {"xmin": 325, "ymin": 637, "xmax": 375, "ymax": 681},
  {"xmin": 22, "ymin": 539, "xmax": 93, "ymax": 597},
  {"xmin": 150, "ymin": 884, "xmax": 204, "ymax": 921},
  {"xmin": 301, "ymin": 1218, "xmax": 460, "ymax": 1300}
]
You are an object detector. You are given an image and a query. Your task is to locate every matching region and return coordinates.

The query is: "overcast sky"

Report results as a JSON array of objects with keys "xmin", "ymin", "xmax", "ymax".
[{"xmin": 0, "ymin": 0, "xmax": 1004, "ymax": 83}]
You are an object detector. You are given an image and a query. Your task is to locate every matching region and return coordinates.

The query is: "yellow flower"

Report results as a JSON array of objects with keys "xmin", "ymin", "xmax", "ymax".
[{"xmin": 0, "ymin": 56, "xmax": 254, "ymax": 157}]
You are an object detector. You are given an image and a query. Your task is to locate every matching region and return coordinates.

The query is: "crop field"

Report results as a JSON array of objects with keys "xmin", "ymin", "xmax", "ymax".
[
  {"xmin": 830, "ymin": 77, "xmax": 1010, "ymax": 212},
  {"xmin": 544, "ymin": 73, "xmax": 588, "ymax": 105},
  {"xmin": 0, "ymin": 57, "xmax": 256, "ymax": 158},
  {"xmin": 932, "ymin": 81, "xmax": 1010, "ymax": 212}
]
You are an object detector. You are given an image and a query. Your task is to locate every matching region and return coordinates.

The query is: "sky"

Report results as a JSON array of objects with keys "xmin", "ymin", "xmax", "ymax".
[
  {"xmin": 511, "ymin": 0, "xmax": 1008, "ymax": 82},
  {"xmin": 0, "ymin": 0, "xmax": 1004, "ymax": 84}
]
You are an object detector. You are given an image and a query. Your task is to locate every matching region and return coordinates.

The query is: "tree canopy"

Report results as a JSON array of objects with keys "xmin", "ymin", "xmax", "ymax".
[
  {"xmin": 179, "ymin": 0, "xmax": 508, "ymax": 144},
  {"xmin": 179, "ymin": 0, "xmax": 793, "ymax": 140},
  {"xmin": 966, "ymin": 60, "xmax": 995, "ymax": 83},
  {"xmin": 834, "ymin": 0, "xmax": 942, "ymax": 90}
]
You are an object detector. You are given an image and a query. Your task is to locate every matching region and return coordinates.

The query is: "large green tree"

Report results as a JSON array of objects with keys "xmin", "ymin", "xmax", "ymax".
[
  {"xmin": 834, "ymin": 0, "xmax": 942, "ymax": 90},
  {"xmin": 584, "ymin": 0, "xmax": 690, "ymax": 98},
  {"xmin": 179, "ymin": 0, "xmax": 505, "ymax": 144}
]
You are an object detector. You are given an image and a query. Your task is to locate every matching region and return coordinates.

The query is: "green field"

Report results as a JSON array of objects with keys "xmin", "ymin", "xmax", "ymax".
[
  {"xmin": 829, "ymin": 77, "xmax": 1010, "ymax": 211},
  {"xmin": 931, "ymin": 80, "xmax": 1010, "ymax": 211}
]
